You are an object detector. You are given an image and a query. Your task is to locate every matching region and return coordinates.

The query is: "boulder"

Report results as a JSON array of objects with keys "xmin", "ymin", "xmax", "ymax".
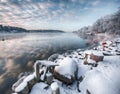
[
  {"xmin": 54, "ymin": 57, "xmax": 78, "ymax": 84},
  {"xmin": 90, "ymin": 51, "xmax": 104, "ymax": 62},
  {"xmin": 46, "ymin": 72, "xmax": 54, "ymax": 85}
]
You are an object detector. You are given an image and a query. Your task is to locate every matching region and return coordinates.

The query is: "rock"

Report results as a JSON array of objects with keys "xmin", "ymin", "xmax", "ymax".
[
  {"xmin": 46, "ymin": 72, "xmax": 53, "ymax": 85},
  {"xmin": 54, "ymin": 70, "xmax": 74, "ymax": 84},
  {"xmin": 54, "ymin": 57, "xmax": 78, "ymax": 84},
  {"xmin": 12, "ymin": 76, "xmax": 26, "ymax": 92},
  {"xmin": 103, "ymin": 51, "xmax": 113, "ymax": 56},
  {"xmin": 28, "ymin": 78, "xmax": 37, "ymax": 91},
  {"xmin": 84, "ymin": 50, "xmax": 92, "ymax": 59},
  {"xmin": 48, "ymin": 54, "xmax": 59, "ymax": 61},
  {"xmin": 84, "ymin": 59, "xmax": 88, "ymax": 65},
  {"xmin": 12, "ymin": 77, "xmax": 29, "ymax": 94},
  {"xmin": 90, "ymin": 51, "xmax": 104, "ymax": 62},
  {"xmin": 101, "ymin": 41, "xmax": 113, "ymax": 47},
  {"xmin": 18, "ymin": 86, "xmax": 29, "ymax": 94},
  {"xmin": 18, "ymin": 72, "xmax": 31, "ymax": 79},
  {"xmin": 51, "ymin": 82, "xmax": 60, "ymax": 94},
  {"xmin": 12, "ymin": 73, "xmax": 36, "ymax": 94}
]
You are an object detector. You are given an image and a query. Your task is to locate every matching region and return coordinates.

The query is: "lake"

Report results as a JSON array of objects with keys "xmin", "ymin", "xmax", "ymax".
[{"xmin": 0, "ymin": 32, "xmax": 87, "ymax": 94}]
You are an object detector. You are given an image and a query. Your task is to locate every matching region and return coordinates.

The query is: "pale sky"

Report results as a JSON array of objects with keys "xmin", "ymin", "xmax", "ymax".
[{"xmin": 0, "ymin": 0, "xmax": 120, "ymax": 32}]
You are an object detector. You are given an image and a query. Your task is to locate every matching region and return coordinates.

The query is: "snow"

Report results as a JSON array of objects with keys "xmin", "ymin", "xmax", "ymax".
[
  {"xmin": 51, "ymin": 82, "xmax": 59, "ymax": 91},
  {"xmin": 115, "ymin": 38, "xmax": 120, "ymax": 43},
  {"xmin": 34, "ymin": 60, "xmax": 58, "ymax": 79},
  {"xmin": 87, "ymin": 57, "xmax": 96, "ymax": 64},
  {"xmin": 105, "ymin": 40, "xmax": 112, "ymax": 46},
  {"xmin": 40, "ymin": 66, "xmax": 47, "ymax": 81},
  {"xmin": 34, "ymin": 60, "xmax": 58, "ymax": 67},
  {"xmin": 15, "ymin": 81, "xmax": 27, "ymax": 92},
  {"xmin": 29, "ymin": 55, "xmax": 120, "ymax": 94},
  {"xmin": 84, "ymin": 50, "xmax": 92, "ymax": 55},
  {"xmin": 55, "ymin": 57, "xmax": 77, "ymax": 79},
  {"xmin": 77, "ymin": 62, "xmax": 91, "ymax": 79},
  {"xmin": 13, "ymin": 39, "xmax": 120, "ymax": 94},
  {"xmin": 92, "ymin": 51, "xmax": 103, "ymax": 56},
  {"xmin": 13, "ymin": 73, "xmax": 35, "ymax": 92},
  {"xmin": 79, "ymin": 56, "xmax": 120, "ymax": 94},
  {"xmin": 46, "ymin": 72, "xmax": 52, "ymax": 77},
  {"xmin": 79, "ymin": 70, "xmax": 114, "ymax": 94},
  {"xmin": 30, "ymin": 82, "xmax": 50, "ymax": 94},
  {"xmin": 24, "ymin": 73, "xmax": 35, "ymax": 82},
  {"xmin": 84, "ymin": 50, "xmax": 103, "ymax": 56}
]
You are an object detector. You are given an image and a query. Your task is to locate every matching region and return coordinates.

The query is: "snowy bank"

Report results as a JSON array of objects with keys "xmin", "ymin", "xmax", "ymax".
[{"xmin": 12, "ymin": 39, "xmax": 120, "ymax": 94}]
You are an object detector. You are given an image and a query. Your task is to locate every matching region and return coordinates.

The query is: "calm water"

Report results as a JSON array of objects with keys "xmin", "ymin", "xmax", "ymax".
[{"xmin": 0, "ymin": 32, "xmax": 86, "ymax": 94}]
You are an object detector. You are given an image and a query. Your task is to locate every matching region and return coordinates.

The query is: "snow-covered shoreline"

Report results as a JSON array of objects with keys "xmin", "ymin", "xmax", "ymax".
[{"xmin": 12, "ymin": 38, "xmax": 120, "ymax": 94}]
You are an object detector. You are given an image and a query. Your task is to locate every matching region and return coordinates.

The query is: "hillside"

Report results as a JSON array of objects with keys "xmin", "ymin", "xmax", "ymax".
[
  {"xmin": 92, "ymin": 9, "xmax": 120, "ymax": 34},
  {"xmin": 0, "ymin": 25, "xmax": 64, "ymax": 33},
  {"xmin": 74, "ymin": 9, "xmax": 120, "ymax": 43},
  {"xmin": 0, "ymin": 25, "xmax": 29, "ymax": 33}
]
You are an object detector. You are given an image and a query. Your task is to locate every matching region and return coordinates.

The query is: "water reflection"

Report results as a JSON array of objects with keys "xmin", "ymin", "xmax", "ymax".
[{"xmin": 0, "ymin": 32, "xmax": 86, "ymax": 94}]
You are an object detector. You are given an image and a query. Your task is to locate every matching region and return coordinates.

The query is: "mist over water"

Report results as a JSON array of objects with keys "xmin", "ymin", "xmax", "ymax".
[{"xmin": 0, "ymin": 32, "xmax": 86, "ymax": 94}]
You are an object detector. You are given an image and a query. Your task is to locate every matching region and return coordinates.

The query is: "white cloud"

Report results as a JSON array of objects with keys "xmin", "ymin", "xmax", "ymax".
[
  {"xmin": 0, "ymin": 0, "xmax": 119, "ymax": 31},
  {"xmin": 92, "ymin": 0, "xmax": 100, "ymax": 6},
  {"xmin": 0, "ymin": 0, "xmax": 7, "ymax": 2}
]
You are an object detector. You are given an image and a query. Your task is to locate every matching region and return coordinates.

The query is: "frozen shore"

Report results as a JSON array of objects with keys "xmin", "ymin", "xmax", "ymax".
[{"xmin": 12, "ymin": 38, "xmax": 120, "ymax": 94}]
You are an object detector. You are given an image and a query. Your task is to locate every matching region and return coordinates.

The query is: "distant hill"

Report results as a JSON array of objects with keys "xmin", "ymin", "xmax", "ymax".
[
  {"xmin": 0, "ymin": 25, "xmax": 64, "ymax": 33},
  {"xmin": 0, "ymin": 25, "xmax": 29, "ymax": 33},
  {"xmin": 29, "ymin": 30, "xmax": 64, "ymax": 33}
]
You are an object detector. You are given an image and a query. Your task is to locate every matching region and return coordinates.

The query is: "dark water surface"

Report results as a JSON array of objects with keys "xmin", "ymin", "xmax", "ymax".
[{"xmin": 0, "ymin": 32, "xmax": 86, "ymax": 94}]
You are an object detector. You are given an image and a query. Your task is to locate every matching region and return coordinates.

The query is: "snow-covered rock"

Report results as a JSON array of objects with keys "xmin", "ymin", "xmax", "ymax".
[
  {"xmin": 51, "ymin": 82, "xmax": 59, "ymax": 91},
  {"xmin": 77, "ymin": 62, "xmax": 91, "ymax": 79},
  {"xmin": 90, "ymin": 51, "xmax": 104, "ymax": 62},
  {"xmin": 12, "ymin": 73, "xmax": 35, "ymax": 93},
  {"xmin": 54, "ymin": 57, "xmax": 78, "ymax": 84},
  {"xmin": 101, "ymin": 40, "xmax": 113, "ymax": 47},
  {"xmin": 30, "ymin": 82, "xmax": 50, "ymax": 94},
  {"xmin": 51, "ymin": 82, "xmax": 60, "ymax": 94},
  {"xmin": 13, "ymin": 39, "xmax": 120, "ymax": 94},
  {"xmin": 84, "ymin": 50, "xmax": 104, "ymax": 64},
  {"xmin": 79, "ymin": 56, "xmax": 120, "ymax": 94}
]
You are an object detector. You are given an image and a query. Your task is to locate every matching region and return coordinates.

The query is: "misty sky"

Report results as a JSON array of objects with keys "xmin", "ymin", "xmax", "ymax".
[{"xmin": 0, "ymin": 0, "xmax": 120, "ymax": 31}]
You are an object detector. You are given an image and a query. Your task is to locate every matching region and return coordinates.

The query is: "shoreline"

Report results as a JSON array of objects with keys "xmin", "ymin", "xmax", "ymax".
[{"xmin": 12, "ymin": 37, "xmax": 120, "ymax": 94}]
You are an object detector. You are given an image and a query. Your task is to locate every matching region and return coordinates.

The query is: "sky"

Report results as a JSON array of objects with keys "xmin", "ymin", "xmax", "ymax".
[{"xmin": 0, "ymin": 0, "xmax": 120, "ymax": 32}]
